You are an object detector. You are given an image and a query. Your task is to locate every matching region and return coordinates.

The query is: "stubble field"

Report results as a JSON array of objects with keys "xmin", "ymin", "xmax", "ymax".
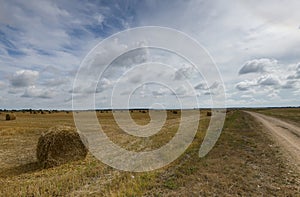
[{"xmin": 0, "ymin": 109, "xmax": 299, "ymax": 196}]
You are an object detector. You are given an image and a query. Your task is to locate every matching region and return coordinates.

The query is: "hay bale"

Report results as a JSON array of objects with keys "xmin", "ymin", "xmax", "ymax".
[
  {"xmin": 36, "ymin": 126, "xmax": 88, "ymax": 168},
  {"xmin": 206, "ymin": 111, "xmax": 212, "ymax": 116},
  {"xmin": 6, "ymin": 113, "xmax": 16, "ymax": 120}
]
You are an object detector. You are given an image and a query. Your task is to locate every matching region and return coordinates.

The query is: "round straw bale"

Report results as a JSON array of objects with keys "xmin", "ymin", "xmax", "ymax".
[
  {"xmin": 206, "ymin": 111, "xmax": 212, "ymax": 116},
  {"xmin": 36, "ymin": 126, "xmax": 88, "ymax": 168},
  {"xmin": 6, "ymin": 113, "xmax": 16, "ymax": 120}
]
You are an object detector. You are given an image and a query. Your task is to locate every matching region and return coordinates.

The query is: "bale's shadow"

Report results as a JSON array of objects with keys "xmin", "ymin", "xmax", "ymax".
[{"xmin": 0, "ymin": 162, "xmax": 42, "ymax": 178}]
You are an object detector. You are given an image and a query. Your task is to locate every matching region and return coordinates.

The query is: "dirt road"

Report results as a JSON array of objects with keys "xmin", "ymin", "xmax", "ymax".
[{"xmin": 246, "ymin": 111, "xmax": 300, "ymax": 171}]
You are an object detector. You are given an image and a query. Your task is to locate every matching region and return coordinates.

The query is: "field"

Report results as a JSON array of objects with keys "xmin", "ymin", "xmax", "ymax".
[
  {"xmin": 254, "ymin": 108, "xmax": 300, "ymax": 127},
  {"xmin": 0, "ymin": 109, "xmax": 299, "ymax": 196}
]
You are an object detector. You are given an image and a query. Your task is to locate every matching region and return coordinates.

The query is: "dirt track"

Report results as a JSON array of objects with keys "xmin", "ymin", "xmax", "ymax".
[{"xmin": 246, "ymin": 111, "xmax": 300, "ymax": 171}]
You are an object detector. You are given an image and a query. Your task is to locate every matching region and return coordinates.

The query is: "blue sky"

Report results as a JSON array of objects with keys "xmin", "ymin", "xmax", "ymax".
[{"xmin": 0, "ymin": 0, "xmax": 300, "ymax": 109}]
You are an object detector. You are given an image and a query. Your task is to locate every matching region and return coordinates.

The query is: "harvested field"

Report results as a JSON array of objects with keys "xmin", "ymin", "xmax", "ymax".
[{"xmin": 0, "ymin": 110, "xmax": 299, "ymax": 196}]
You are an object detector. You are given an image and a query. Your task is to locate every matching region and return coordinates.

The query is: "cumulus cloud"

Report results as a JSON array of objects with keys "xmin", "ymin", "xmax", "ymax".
[
  {"xmin": 282, "ymin": 80, "xmax": 297, "ymax": 89},
  {"xmin": 194, "ymin": 81, "xmax": 220, "ymax": 90},
  {"xmin": 2, "ymin": 0, "xmax": 300, "ymax": 108},
  {"xmin": 235, "ymin": 80, "xmax": 256, "ymax": 91},
  {"xmin": 236, "ymin": 74, "xmax": 281, "ymax": 92},
  {"xmin": 257, "ymin": 75, "xmax": 280, "ymax": 87},
  {"xmin": 287, "ymin": 63, "xmax": 300, "ymax": 79},
  {"xmin": 194, "ymin": 81, "xmax": 221, "ymax": 97},
  {"xmin": 22, "ymin": 86, "xmax": 53, "ymax": 99},
  {"xmin": 96, "ymin": 78, "xmax": 114, "ymax": 93},
  {"xmin": 235, "ymin": 58, "xmax": 300, "ymax": 103},
  {"xmin": 111, "ymin": 47, "xmax": 149, "ymax": 69},
  {"xmin": 174, "ymin": 64, "xmax": 194, "ymax": 80},
  {"xmin": 194, "ymin": 83, "xmax": 208, "ymax": 90},
  {"xmin": 238, "ymin": 58, "xmax": 277, "ymax": 75},
  {"xmin": 10, "ymin": 70, "xmax": 39, "ymax": 87},
  {"xmin": 234, "ymin": 58, "xmax": 300, "ymax": 107}
]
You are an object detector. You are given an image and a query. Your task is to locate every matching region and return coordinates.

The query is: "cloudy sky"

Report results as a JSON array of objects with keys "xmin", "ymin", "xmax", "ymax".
[{"xmin": 0, "ymin": 0, "xmax": 300, "ymax": 109}]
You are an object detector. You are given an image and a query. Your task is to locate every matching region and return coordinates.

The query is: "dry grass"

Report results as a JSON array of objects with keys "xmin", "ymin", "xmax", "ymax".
[
  {"xmin": 0, "ymin": 110, "xmax": 299, "ymax": 196},
  {"xmin": 6, "ymin": 113, "xmax": 16, "ymax": 121},
  {"xmin": 36, "ymin": 126, "xmax": 88, "ymax": 168}
]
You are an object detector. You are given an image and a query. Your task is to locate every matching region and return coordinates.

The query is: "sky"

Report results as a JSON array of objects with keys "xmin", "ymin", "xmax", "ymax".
[{"xmin": 0, "ymin": 0, "xmax": 300, "ymax": 109}]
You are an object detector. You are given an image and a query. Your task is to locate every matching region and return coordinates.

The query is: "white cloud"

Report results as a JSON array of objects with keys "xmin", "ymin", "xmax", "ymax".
[
  {"xmin": 287, "ymin": 63, "xmax": 300, "ymax": 79},
  {"xmin": 10, "ymin": 70, "xmax": 39, "ymax": 87},
  {"xmin": 257, "ymin": 75, "xmax": 280, "ymax": 87},
  {"xmin": 194, "ymin": 83, "xmax": 208, "ymax": 90},
  {"xmin": 238, "ymin": 58, "xmax": 277, "ymax": 75},
  {"xmin": 234, "ymin": 57, "xmax": 300, "ymax": 107},
  {"xmin": 235, "ymin": 80, "xmax": 256, "ymax": 91},
  {"xmin": 1, "ymin": 0, "xmax": 300, "ymax": 108},
  {"xmin": 282, "ymin": 80, "xmax": 297, "ymax": 89},
  {"xmin": 174, "ymin": 64, "xmax": 195, "ymax": 80},
  {"xmin": 22, "ymin": 86, "xmax": 54, "ymax": 99},
  {"xmin": 96, "ymin": 78, "xmax": 114, "ymax": 93}
]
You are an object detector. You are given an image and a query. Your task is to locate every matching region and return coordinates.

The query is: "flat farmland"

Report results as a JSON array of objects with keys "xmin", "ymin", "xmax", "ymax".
[{"xmin": 0, "ymin": 109, "xmax": 299, "ymax": 196}]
